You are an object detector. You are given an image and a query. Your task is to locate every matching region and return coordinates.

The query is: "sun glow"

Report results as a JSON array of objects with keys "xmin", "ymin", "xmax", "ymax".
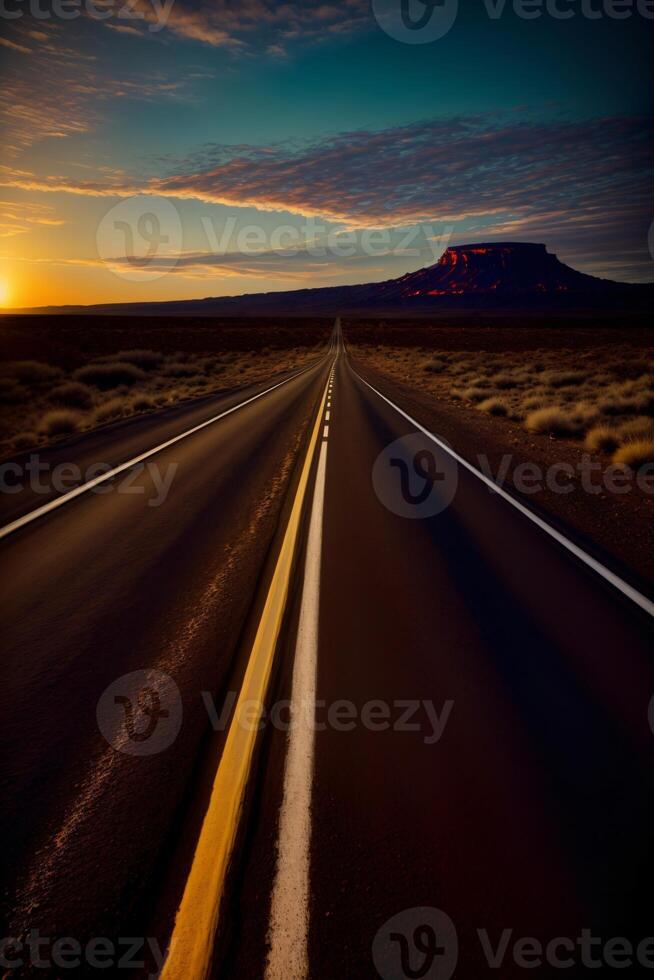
[{"xmin": 0, "ymin": 279, "xmax": 11, "ymax": 308}]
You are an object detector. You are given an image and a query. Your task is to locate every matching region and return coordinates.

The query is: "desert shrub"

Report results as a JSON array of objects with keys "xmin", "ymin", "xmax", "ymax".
[
  {"xmin": 585, "ymin": 425, "xmax": 621, "ymax": 453},
  {"xmin": 611, "ymin": 359, "xmax": 651, "ymax": 380},
  {"xmin": 112, "ymin": 349, "xmax": 164, "ymax": 370},
  {"xmin": 539, "ymin": 369, "xmax": 586, "ymax": 389},
  {"xmin": 94, "ymin": 398, "xmax": 126, "ymax": 423},
  {"xmin": 618, "ymin": 417, "xmax": 654, "ymax": 440},
  {"xmin": 49, "ymin": 381, "xmax": 94, "ymax": 409},
  {"xmin": 521, "ymin": 395, "xmax": 550, "ymax": 412},
  {"xmin": 598, "ymin": 391, "xmax": 652, "ymax": 416},
  {"xmin": 162, "ymin": 361, "xmax": 202, "ymax": 378},
  {"xmin": 477, "ymin": 397, "xmax": 509, "ymax": 416},
  {"xmin": 613, "ymin": 439, "xmax": 654, "ymax": 471},
  {"xmin": 525, "ymin": 406, "xmax": 581, "ymax": 437},
  {"xmin": 12, "ymin": 431, "xmax": 38, "ymax": 450},
  {"xmin": 38, "ymin": 410, "xmax": 81, "ymax": 437},
  {"xmin": 570, "ymin": 401, "xmax": 599, "ymax": 425},
  {"xmin": 0, "ymin": 378, "xmax": 28, "ymax": 404},
  {"xmin": 492, "ymin": 373, "xmax": 519, "ymax": 390},
  {"xmin": 424, "ymin": 359, "xmax": 446, "ymax": 373},
  {"xmin": 3, "ymin": 360, "xmax": 62, "ymax": 384},
  {"xmin": 74, "ymin": 362, "xmax": 145, "ymax": 389},
  {"xmin": 131, "ymin": 394, "xmax": 155, "ymax": 411},
  {"xmin": 458, "ymin": 386, "xmax": 490, "ymax": 403}
]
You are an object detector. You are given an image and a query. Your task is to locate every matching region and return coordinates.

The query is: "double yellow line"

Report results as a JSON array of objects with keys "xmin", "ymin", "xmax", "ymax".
[{"xmin": 161, "ymin": 370, "xmax": 331, "ymax": 979}]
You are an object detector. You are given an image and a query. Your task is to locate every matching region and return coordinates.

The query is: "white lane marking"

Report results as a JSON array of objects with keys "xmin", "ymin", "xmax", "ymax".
[
  {"xmin": 322, "ymin": 425, "xmax": 329, "ymax": 438},
  {"xmin": 265, "ymin": 438, "xmax": 328, "ymax": 980},
  {"xmin": 325, "ymin": 411, "xmax": 330, "ymax": 421},
  {"xmin": 354, "ymin": 370, "xmax": 654, "ymax": 619},
  {"xmin": 0, "ymin": 363, "xmax": 321, "ymax": 543}
]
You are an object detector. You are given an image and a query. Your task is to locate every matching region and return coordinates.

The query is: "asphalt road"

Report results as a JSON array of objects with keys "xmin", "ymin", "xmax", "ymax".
[
  {"xmin": 0, "ymin": 350, "xmax": 331, "ymax": 968},
  {"xmin": 2, "ymin": 323, "xmax": 654, "ymax": 979}
]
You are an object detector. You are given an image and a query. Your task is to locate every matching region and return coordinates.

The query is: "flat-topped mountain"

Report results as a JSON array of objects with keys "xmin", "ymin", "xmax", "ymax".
[
  {"xmin": 382, "ymin": 242, "xmax": 606, "ymax": 298},
  {"xmin": 8, "ymin": 243, "xmax": 652, "ymax": 315}
]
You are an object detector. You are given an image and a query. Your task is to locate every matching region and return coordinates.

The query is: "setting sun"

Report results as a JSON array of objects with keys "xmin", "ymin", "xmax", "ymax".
[{"xmin": 0, "ymin": 279, "xmax": 11, "ymax": 308}]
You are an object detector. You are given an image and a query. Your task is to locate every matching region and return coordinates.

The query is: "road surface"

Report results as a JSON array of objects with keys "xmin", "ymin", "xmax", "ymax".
[{"xmin": 2, "ymin": 322, "xmax": 653, "ymax": 978}]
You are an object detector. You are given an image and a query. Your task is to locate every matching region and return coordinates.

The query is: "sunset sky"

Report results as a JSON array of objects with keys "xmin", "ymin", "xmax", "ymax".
[{"xmin": 1, "ymin": 0, "xmax": 653, "ymax": 308}]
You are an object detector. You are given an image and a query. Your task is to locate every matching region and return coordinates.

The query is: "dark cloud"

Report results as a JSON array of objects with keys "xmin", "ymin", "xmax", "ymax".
[{"xmin": 152, "ymin": 114, "xmax": 654, "ymax": 279}]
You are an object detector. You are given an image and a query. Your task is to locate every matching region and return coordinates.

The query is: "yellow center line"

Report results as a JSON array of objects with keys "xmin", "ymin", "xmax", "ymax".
[{"xmin": 160, "ymin": 368, "xmax": 332, "ymax": 980}]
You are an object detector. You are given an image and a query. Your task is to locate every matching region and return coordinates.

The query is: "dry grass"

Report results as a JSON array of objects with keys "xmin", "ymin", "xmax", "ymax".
[
  {"xmin": 110, "ymin": 349, "xmax": 164, "ymax": 369},
  {"xmin": 0, "ymin": 378, "xmax": 28, "ymax": 404},
  {"xmin": 585, "ymin": 425, "xmax": 621, "ymax": 453},
  {"xmin": 49, "ymin": 381, "xmax": 95, "ymax": 410},
  {"xmin": 39, "ymin": 410, "xmax": 82, "ymax": 437},
  {"xmin": 0, "ymin": 340, "xmax": 319, "ymax": 458},
  {"xmin": 613, "ymin": 439, "xmax": 654, "ymax": 470},
  {"xmin": 12, "ymin": 431, "xmax": 38, "ymax": 451},
  {"xmin": 4, "ymin": 360, "xmax": 62, "ymax": 384},
  {"xmin": 525, "ymin": 406, "xmax": 583, "ymax": 437},
  {"xmin": 74, "ymin": 362, "xmax": 146, "ymax": 389},
  {"xmin": 477, "ymin": 397, "xmax": 509, "ymax": 416},
  {"xmin": 131, "ymin": 393, "xmax": 155, "ymax": 411},
  {"xmin": 352, "ymin": 340, "xmax": 654, "ymax": 459}
]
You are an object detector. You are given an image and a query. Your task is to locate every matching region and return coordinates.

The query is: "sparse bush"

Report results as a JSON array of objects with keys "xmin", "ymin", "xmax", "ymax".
[
  {"xmin": 12, "ymin": 431, "xmax": 38, "ymax": 450},
  {"xmin": 611, "ymin": 359, "xmax": 651, "ymax": 380},
  {"xmin": 50, "ymin": 381, "xmax": 94, "ymax": 409},
  {"xmin": 598, "ymin": 391, "xmax": 651, "ymax": 416},
  {"xmin": 521, "ymin": 395, "xmax": 550, "ymax": 412},
  {"xmin": 0, "ymin": 378, "xmax": 28, "ymax": 404},
  {"xmin": 38, "ymin": 410, "xmax": 81, "ymax": 437},
  {"xmin": 112, "ymin": 349, "xmax": 163, "ymax": 370},
  {"xmin": 424, "ymin": 359, "xmax": 446, "ymax": 373},
  {"xmin": 74, "ymin": 362, "xmax": 146, "ymax": 389},
  {"xmin": 94, "ymin": 398, "xmax": 125, "ymax": 423},
  {"xmin": 525, "ymin": 406, "xmax": 581, "ymax": 437},
  {"xmin": 163, "ymin": 361, "xmax": 204, "ymax": 378},
  {"xmin": 618, "ymin": 417, "xmax": 654, "ymax": 440},
  {"xmin": 477, "ymin": 397, "xmax": 509, "ymax": 416},
  {"xmin": 458, "ymin": 386, "xmax": 490, "ymax": 403},
  {"xmin": 613, "ymin": 439, "xmax": 654, "ymax": 471},
  {"xmin": 3, "ymin": 360, "xmax": 62, "ymax": 384},
  {"xmin": 493, "ymin": 373, "xmax": 519, "ymax": 390},
  {"xmin": 539, "ymin": 369, "xmax": 585, "ymax": 388},
  {"xmin": 585, "ymin": 425, "xmax": 621, "ymax": 453},
  {"xmin": 131, "ymin": 394, "xmax": 155, "ymax": 411}
]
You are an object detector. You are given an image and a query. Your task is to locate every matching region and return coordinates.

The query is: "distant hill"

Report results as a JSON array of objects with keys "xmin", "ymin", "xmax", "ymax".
[{"xmin": 9, "ymin": 243, "xmax": 654, "ymax": 316}]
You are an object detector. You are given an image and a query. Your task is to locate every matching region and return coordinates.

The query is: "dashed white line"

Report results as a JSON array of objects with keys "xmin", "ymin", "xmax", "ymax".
[
  {"xmin": 265, "ymin": 437, "xmax": 328, "ymax": 980},
  {"xmin": 322, "ymin": 425, "xmax": 329, "ymax": 438}
]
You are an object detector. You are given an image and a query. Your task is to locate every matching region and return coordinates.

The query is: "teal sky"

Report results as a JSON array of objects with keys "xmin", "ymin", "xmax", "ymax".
[{"xmin": 0, "ymin": 0, "xmax": 652, "ymax": 306}]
